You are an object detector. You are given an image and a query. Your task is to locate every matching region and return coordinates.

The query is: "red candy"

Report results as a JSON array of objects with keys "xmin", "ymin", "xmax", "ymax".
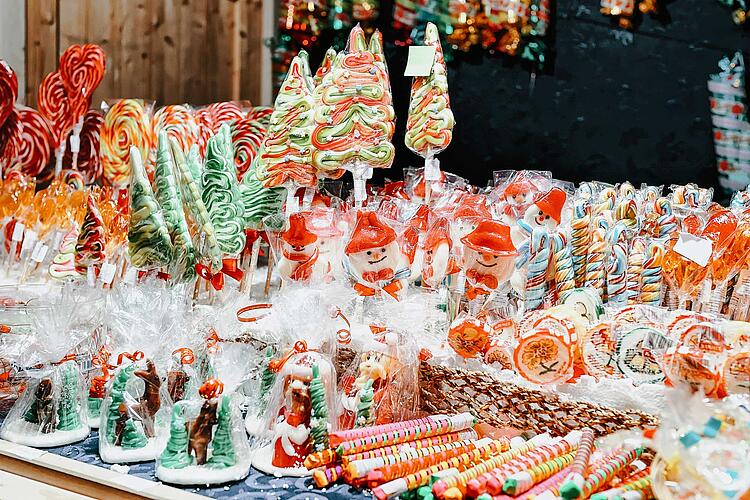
[
  {"xmin": 0, "ymin": 107, "xmax": 21, "ymax": 168},
  {"xmin": 63, "ymin": 109, "xmax": 104, "ymax": 184},
  {"xmin": 0, "ymin": 60, "xmax": 18, "ymax": 128},
  {"xmin": 38, "ymin": 71, "xmax": 74, "ymax": 147},
  {"xmin": 59, "ymin": 44, "xmax": 106, "ymax": 122},
  {"xmin": 15, "ymin": 106, "xmax": 54, "ymax": 182}
]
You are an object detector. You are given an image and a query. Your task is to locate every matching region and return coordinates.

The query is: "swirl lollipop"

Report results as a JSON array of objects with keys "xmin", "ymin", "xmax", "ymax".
[
  {"xmin": 14, "ymin": 106, "xmax": 54, "ymax": 183},
  {"xmin": 0, "ymin": 60, "xmax": 18, "ymax": 128},
  {"xmin": 101, "ymin": 99, "xmax": 152, "ymax": 187},
  {"xmin": 0, "ymin": 108, "xmax": 21, "ymax": 171},
  {"xmin": 75, "ymin": 192, "xmax": 107, "ymax": 279},
  {"xmin": 37, "ymin": 70, "xmax": 74, "ymax": 174},
  {"xmin": 150, "ymin": 104, "xmax": 198, "ymax": 166},
  {"xmin": 62, "ymin": 109, "xmax": 103, "ymax": 185},
  {"xmin": 231, "ymin": 115, "xmax": 265, "ymax": 179}
]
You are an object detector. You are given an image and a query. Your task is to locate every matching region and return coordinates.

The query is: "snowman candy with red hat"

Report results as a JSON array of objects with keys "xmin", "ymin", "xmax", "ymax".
[
  {"xmin": 345, "ymin": 211, "xmax": 410, "ymax": 300},
  {"xmin": 499, "ymin": 174, "xmax": 541, "ymax": 226},
  {"xmin": 510, "ymin": 187, "xmax": 567, "ymax": 248},
  {"xmin": 277, "ymin": 213, "xmax": 322, "ymax": 283},
  {"xmin": 461, "ymin": 220, "xmax": 518, "ymax": 302}
]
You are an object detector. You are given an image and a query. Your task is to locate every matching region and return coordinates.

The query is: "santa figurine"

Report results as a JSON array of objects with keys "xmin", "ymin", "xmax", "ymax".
[
  {"xmin": 277, "ymin": 213, "xmax": 320, "ymax": 283},
  {"xmin": 511, "ymin": 187, "xmax": 567, "ymax": 247},
  {"xmin": 422, "ymin": 217, "xmax": 460, "ymax": 289},
  {"xmin": 461, "ymin": 220, "xmax": 518, "ymax": 301},
  {"xmin": 345, "ymin": 211, "xmax": 408, "ymax": 300},
  {"xmin": 272, "ymin": 374, "xmax": 313, "ymax": 469}
]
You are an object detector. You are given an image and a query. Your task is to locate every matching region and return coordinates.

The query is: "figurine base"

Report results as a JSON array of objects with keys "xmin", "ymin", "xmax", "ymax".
[
  {"xmin": 244, "ymin": 414, "xmax": 264, "ymax": 437},
  {"xmin": 0, "ymin": 419, "xmax": 89, "ymax": 448},
  {"xmin": 251, "ymin": 444, "xmax": 311, "ymax": 477},
  {"xmin": 99, "ymin": 436, "xmax": 164, "ymax": 464},
  {"xmin": 156, "ymin": 460, "xmax": 252, "ymax": 486}
]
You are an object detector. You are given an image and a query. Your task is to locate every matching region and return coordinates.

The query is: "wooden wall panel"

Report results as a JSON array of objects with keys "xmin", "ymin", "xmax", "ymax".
[{"xmin": 25, "ymin": 0, "xmax": 265, "ymax": 108}]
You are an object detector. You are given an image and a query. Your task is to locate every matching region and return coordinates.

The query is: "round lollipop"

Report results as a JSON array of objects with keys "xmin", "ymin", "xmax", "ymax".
[
  {"xmin": 231, "ymin": 115, "xmax": 265, "ymax": 179},
  {"xmin": 101, "ymin": 99, "xmax": 152, "ymax": 187},
  {"xmin": 206, "ymin": 101, "xmax": 244, "ymax": 125},
  {"xmin": 62, "ymin": 109, "xmax": 103, "ymax": 185},
  {"xmin": 37, "ymin": 70, "xmax": 73, "ymax": 174},
  {"xmin": 0, "ymin": 60, "xmax": 18, "ymax": 128},
  {"xmin": 0, "ymin": 107, "xmax": 21, "ymax": 170},
  {"xmin": 14, "ymin": 106, "xmax": 54, "ymax": 183},
  {"xmin": 150, "ymin": 104, "xmax": 198, "ymax": 165}
]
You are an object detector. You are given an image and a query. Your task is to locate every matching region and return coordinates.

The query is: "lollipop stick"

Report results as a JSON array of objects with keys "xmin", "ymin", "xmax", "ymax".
[
  {"xmin": 264, "ymin": 248, "xmax": 274, "ymax": 298},
  {"xmin": 69, "ymin": 116, "xmax": 84, "ymax": 171},
  {"xmin": 424, "ymin": 156, "xmax": 440, "ymax": 206},
  {"xmin": 352, "ymin": 162, "xmax": 369, "ymax": 208},
  {"xmin": 54, "ymin": 142, "xmax": 67, "ymax": 178},
  {"xmin": 245, "ymin": 237, "xmax": 261, "ymax": 296}
]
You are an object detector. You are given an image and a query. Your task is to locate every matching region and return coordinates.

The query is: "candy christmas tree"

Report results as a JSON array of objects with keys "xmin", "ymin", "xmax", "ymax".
[
  {"xmin": 74, "ymin": 193, "xmax": 107, "ymax": 276},
  {"xmin": 256, "ymin": 51, "xmax": 317, "ymax": 189},
  {"xmin": 207, "ymin": 395, "xmax": 236, "ymax": 468},
  {"xmin": 404, "ymin": 22, "xmax": 454, "ymax": 160},
  {"xmin": 56, "ymin": 363, "xmax": 82, "ymax": 431},
  {"xmin": 121, "ymin": 419, "xmax": 148, "ymax": 449},
  {"xmin": 311, "ymin": 25, "xmax": 395, "ymax": 201},
  {"xmin": 127, "ymin": 147, "xmax": 173, "ymax": 270},
  {"xmin": 202, "ymin": 127, "xmax": 246, "ymax": 257},
  {"xmin": 355, "ymin": 379, "xmax": 374, "ymax": 428},
  {"xmin": 314, "ymin": 48, "xmax": 336, "ymax": 87},
  {"xmin": 240, "ymin": 161, "xmax": 286, "ymax": 230},
  {"xmin": 160, "ymin": 405, "xmax": 193, "ymax": 469},
  {"xmin": 153, "ymin": 131, "xmax": 196, "ymax": 282},
  {"xmin": 309, "ymin": 364, "xmax": 330, "ymax": 451},
  {"xmin": 105, "ymin": 365, "xmax": 134, "ymax": 444}
]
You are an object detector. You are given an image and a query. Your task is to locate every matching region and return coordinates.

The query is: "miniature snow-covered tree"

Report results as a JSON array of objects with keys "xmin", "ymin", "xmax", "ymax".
[
  {"xmin": 207, "ymin": 395, "xmax": 236, "ymax": 468},
  {"xmin": 355, "ymin": 379, "xmax": 375, "ymax": 428},
  {"xmin": 121, "ymin": 419, "xmax": 148, "ymax": 449},
  {"xmin": 106, "ymin": 365, "xmax": 135, "ymax": 443},
  {"xmin": 309, "ymin": 364, "xmax": 330, "ymax": 451},
  {"xmin": 56, "ymin": 363, "xmax": 82, "ymax": 431},
  {"xmin": 160, "ymin": 405, "xmax": 193, "ymax": 469}
]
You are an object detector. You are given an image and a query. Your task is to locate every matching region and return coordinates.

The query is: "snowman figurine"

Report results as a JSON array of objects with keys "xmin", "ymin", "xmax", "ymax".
[
  {"xmin": 461, "ymin": 220, "xmax": 518, "ymax": 301},
  {"xmin": 500, "ymin": 175, "xmax": 540, "ymax": 225},
  {"xmin": 422, "ymin": 217, "xmax": 459, "ymax": 289},
  {"xmin": 450, "ymin": 195, "xmax": 493, "ymax": 249},
  {"xmin": 277, "ymin": 213, "xmax": 320, "ymax": 283},
  {"xmin": 345, "ymin": 211, "xmax": 408, "ymax": 300},
  {"xmin": 511, "ymin": 187, "xmax": 567, "ymax": 248}
]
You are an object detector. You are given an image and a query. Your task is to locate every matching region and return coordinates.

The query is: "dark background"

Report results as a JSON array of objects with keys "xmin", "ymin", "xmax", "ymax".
[{"xmin": 305, "ymin": 0, "xmax": 749, "ymax": 195}]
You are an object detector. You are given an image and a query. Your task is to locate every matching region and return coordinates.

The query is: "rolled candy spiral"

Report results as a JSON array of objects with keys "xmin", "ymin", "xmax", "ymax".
[
  {"xmin": 552, "ymin": 232, "xmax": 575, "ymax": 303},
  {"xmin": 231, "ymin": 116, "xmax": 265, "ymax": 179},
  {"xmin": 0, "ymin": 108, "xmax": 21, "ymax": 168},
  {"xmin": 75, "ymin": 193, "xmax": 107, "ymax": 274},
  {"xmin": 14, "ymin": 107, "xmax": 54, "ymax": 183},
  {"xmin": 49, "ymin": 224, "xmax": 82, "ymax": 280},
  {"xmin": 570, "ymin": 199, "xmax": 591, "ymax": 287},
  {"xmin": 0, "ymin": 60, "xmax": 18, "ymax": 128},
  {"xmin": 101, "ymin": 99, "xmax": 152, "ymax": 187},
  {"xmin": 151, "ymin": 104, "xmax": 198, "ymax": 165},
  {"xmin": 62, "ymin": 109, "xmax": 103, "ymax": 185},
  {"xmin": 37, "ymin": 71, "xmax": 74, "ymax": 147},
  {"xmin": 248, "ymin": 105, "xmax": 273, "ymax": 126}
]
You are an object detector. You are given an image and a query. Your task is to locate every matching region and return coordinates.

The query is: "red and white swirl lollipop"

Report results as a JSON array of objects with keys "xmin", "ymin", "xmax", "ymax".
[
  {"xmin": 0, "ymin": 60, "xmax": 18, "ymax": 129},
  {"xmin": 231, "ymin": 115, "xmax": 266, "ymax": 179},
  {"xmin": 37, "ymin": 70, "xmax": 73, "ymax": 157},
  {"xmin": 15, "ymin": 106, "xmax": 54, "ymax": 183},
  {"xmin": 151, "ymin": 104, "xmax": 198, "ymax": 164},
  {"xmin": 59, "ymin": 44, "xmax": 106, "ymax": 114},
  {"xmin": 0, "ymin": 107, "xmax": 21, "ymax": 171}
]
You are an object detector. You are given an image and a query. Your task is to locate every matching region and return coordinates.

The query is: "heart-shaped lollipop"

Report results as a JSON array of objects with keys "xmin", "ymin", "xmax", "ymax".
[
  {"xmin": 0, "ymin": 60, "xmax": 18, "ymax": 129},
  {"xmin": 37, "ymin": 71, "xmax": 74, "ymax": 147},
  {"xmin": 0, "ymin": 107, "xmax": 21, "ymax": 168},
  {"xmin": 59, "ymin": 44, "xmax": 106, "ymax": 109}
]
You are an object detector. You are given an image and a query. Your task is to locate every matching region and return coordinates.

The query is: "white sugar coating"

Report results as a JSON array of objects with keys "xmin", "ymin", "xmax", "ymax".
[
  {"xmin": 251, "ymin": 444, "xmax": 311, "ymax": 478},
  {"xmin": 156, "ymin": 460, "xmax": 252, "ymax": 486},
  {"xmin": 99, "ymin": 437, "xmax": 164, "ymax": 464},
  {"xmin": 0, "ymin": 419, "xmax": 90, "ymax": 448}
]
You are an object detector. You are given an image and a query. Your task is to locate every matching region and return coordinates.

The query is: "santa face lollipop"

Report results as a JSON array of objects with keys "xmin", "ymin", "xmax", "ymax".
[
  {"xmin": 461, "ymin": 220, "xmax": 517, "ymax": 297},
  {"xmin": 522, "ymin": 187, "xmax": 566, "ymax": 231}
]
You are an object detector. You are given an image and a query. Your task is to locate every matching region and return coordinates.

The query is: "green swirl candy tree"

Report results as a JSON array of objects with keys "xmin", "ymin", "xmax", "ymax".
[
  {"xmin": 127, "ymin": 147, "xmax": 173, "ymax": 269},
  {"xmin": 207, "ymin": 395, "xmax": 236, "ymax": 468},
  {"xmin": 160, "ymin": 405, "xmax": 193, "ymax": 469},
  {"xmin": 309, "ymin": 364, "xmax": 330, "ymax": 452}
]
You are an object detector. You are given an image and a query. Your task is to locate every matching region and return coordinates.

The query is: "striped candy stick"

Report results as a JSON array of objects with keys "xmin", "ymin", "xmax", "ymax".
[
  {"xmin": 486, "ymin": 465, "xmax": 572, "ymax": 499},
  {"xmin": 584, "ymin": 218, "xmax": 608, "ymax": 300},
  {"xmin": 559, "ymin": 427, "xmax": 596, "ymax": 498},
  {"xmin": 366, "ymin": 438, "xmax": 508, "ymax": 488},
  {"xmin": 553, "ymin": 231, "xmax": 576, "ymax": 303},
  {"xmin": 502, "ymin": 450, "xmax": 576, "ymax": 495},
  {"xmin": 350, "ymin": 438, "xmax": 488, "ymax": 483},
  {"xmin": 313, "ymin": 465, "xmax": 344, "ymax": 488},
  {"xmin": 341, "ymin": 430, "xmax": 478, "ymax": 466},
  {"xmin": 579, "ymin": 448, "xmax": 644, "ymax": 498},
  {"xmin": 626, "ymin": 238, "xmax": 646, "ymax": 305},
  {"xmin": 431, "ymin": 437, "xmax": 545, "ymax": 499},
  {"xmin": 571, "ymin": 199, "xmax": 592, "ymax": 287},
  {"xmin": 589, "ymin": 475, "xmax": 651, "ymax": 500},
  {"xmin": 372, "ymin": 437, "xmax": 508, "ymax": 500},
  {"xmin": 525, "ymin": 228, "xmax": 551, "ymax": 311},
  {"xmin": 329, "ymin": 416, "xmax": 434, "ymax": 447},
  {"xmin": 640, "ymin": 240, "xmax": 664, "ymax": 306},
  {"xmin": 606, "ymin": 223, "xmax": 628, "ymax": 305}
]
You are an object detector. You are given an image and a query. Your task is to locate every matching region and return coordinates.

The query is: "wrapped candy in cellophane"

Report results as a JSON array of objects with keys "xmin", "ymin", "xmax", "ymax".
[
  {"xmin": 97, "ymin": 281, "xmax": 191, "ymax": 463},
  {"xmin": 0, "ymin": 284, "xmax": 104, "ymax": 447},
  {"xmin": 250, "ymin": 343, "xmax": 338, "ymax": 477},
  {"xmin": 337, "ymin": 326, "xmax": 419, "ymax": 430},
  {"xmin": 156, "ymin": 339, "xmax": 254, "ymax": 486}
]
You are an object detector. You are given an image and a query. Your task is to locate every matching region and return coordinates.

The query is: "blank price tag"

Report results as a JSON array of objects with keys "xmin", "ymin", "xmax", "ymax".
[
  {"xmin": 124, "ymin": 267, "xmax": 137, "ymax": 285},
  {"xmin": 404, "ymin": 46, "xmax": 437, "ymax": 77},
  {"xmin": 425, "ymin": 158, "xmax": 441, "ymax": 181},
  {"xmin": 31, "ymin": 242, "xmax": 48, "ymax": 263},
  {"xmin": 100, "ymin": 262, "xmax": 117, "ymax": 285},
  {"xmin": 21, "ymin": 230, "xmax": 37, "ymax": 253},
  {"xmin": 11, "ymin": 222, "xmax": 24, "ymax": 242},
  {"xmin": 673, "ymin": 232, "xmax": 713, "ymax": 267}
]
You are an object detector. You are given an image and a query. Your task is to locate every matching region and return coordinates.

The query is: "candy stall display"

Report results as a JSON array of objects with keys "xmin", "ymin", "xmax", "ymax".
[{"xmin": 0, "ymin": 27, "xmax": 749, "ymax": 500}]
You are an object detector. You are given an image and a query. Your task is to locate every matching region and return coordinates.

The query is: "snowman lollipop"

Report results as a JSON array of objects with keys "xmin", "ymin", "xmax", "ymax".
[
  {"xmin": 276, "ymin": 213, "xmax": 321, "ymax": 283},
  {"xmin": 345, "ymin": 211, "xmax": 409, "ymax": 300},
  {"xmin": 461, "ymin": 220, "xmax": 518, "ymax": 302},
  {"xmin": 421, "ymin": 217, "xmax": 459, "ymax": 289},
  {"xmin": 511, "ymin": 187, "xmax": 567, "ymax": 248}
]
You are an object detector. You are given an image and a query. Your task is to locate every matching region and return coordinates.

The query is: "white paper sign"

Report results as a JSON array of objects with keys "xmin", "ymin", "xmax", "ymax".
[
  {"xmin": 124, "ymin": 267, "xmax": 137, "ymax": 286},
  {"xmin": 673, "ymin": 232, "xmax": 713, "ymax": 268},
  {"xmin": 21, "ymin": 229, "xmax": 37, "ymax": 253},
  {"xmin": 425, "ymin": 158, "xmax": 441, "ymax": 181},
  {"xmin": 11, "ymin": 222, "xmax": 24, "ymax": 242},
  {"xmin": 404, "ymin": 46, "xmax": 437, "ymax": 77},
  {"xmin": 100, "ymin": 262, "xmax": 117, "ymax": 285}
]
